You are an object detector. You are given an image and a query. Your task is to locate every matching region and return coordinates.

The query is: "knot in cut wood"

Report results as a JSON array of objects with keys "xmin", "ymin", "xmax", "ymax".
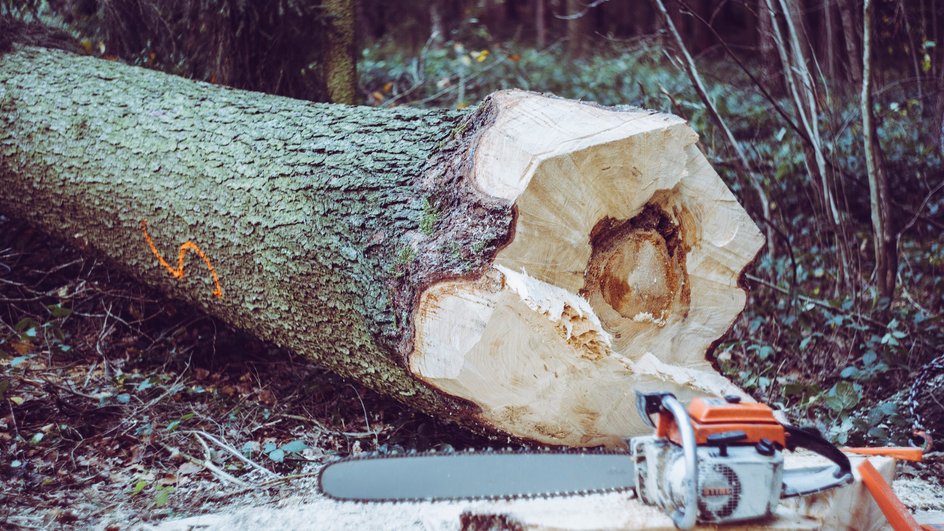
[{"xmin": 583, "ymin": 204, "xmax": 690, "ymax": 328}]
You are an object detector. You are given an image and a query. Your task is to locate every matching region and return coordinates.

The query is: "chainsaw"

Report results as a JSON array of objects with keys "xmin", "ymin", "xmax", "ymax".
[{"xmin": 318, "ymin": 392, "xmax": 854, "ymax": 529}]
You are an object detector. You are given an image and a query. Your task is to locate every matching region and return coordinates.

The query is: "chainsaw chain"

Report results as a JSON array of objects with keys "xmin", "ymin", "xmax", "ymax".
[
  {"xmin": 318, "ymin": 446, "xmax": 636, "ymax": 503},
  {"xmin": 909, "ymin": 352, "xmax": 944, "ymax": 438}
]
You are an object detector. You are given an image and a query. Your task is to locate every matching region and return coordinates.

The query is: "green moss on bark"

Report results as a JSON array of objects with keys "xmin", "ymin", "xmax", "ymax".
[{"xmin": 0, "ymin": 46, "xmax": 513, "ymax": 431}]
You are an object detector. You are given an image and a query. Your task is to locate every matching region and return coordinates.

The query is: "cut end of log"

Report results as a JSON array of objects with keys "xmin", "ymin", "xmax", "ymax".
[
  {"xmin": 410, "ymin": 91, "xmax": 764, "ymax": 447},
  {"xmin": 0, "ymin": 52, "xmax": 762, "ymax": 449}
]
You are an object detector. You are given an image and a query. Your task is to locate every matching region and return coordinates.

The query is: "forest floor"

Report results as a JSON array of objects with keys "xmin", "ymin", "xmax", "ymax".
[
  {"xmin": 0, "ymin": 215, "xmax": 942, "ymax": 530},
  {"xmin": 0, "ymin": 216, "xmax": 492, "ymax": 529}
]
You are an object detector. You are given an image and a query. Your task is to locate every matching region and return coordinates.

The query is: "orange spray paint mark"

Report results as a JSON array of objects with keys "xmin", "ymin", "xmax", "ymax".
[{"xmin": 141, "ymin": 219, "xmax": 223, "ymax": 299}]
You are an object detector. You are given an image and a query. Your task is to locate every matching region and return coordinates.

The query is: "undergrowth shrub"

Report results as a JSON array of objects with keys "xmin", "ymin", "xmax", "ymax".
[{"xmin": 363, "ymin": 38, "xmax": 944, "ymax": 443}]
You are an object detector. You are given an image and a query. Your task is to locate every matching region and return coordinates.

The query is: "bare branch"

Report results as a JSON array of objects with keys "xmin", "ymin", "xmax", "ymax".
[
  {"xmin": 652, "ymin": 0, "xmax": 775, "ymax": 258},
  {"xmin": 554, "ymin": 0, "xmax": 611, "ymax": 20}
]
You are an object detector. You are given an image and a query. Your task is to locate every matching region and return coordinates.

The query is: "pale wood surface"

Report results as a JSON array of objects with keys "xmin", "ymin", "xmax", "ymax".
[{"xmin": 411, "ymin": 91, "xmax": 766, "ymax": 446}]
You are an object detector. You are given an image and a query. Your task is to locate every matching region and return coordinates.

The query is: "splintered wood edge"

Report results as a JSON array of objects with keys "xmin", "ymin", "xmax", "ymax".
[{"xmin": 410, "ymin": 90, "xmax": 765, "ymax": 447}]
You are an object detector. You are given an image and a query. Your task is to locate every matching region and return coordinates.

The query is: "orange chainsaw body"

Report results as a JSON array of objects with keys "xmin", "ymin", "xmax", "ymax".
[{"xmin": 657, "ymin": 397, "xmax": 787, "ymax": 447}]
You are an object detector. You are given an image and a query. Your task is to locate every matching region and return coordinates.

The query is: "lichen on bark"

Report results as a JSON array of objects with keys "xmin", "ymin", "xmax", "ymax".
[{"xmin": 0, "ymin": 46, "xmax": 513, "ymax": 428}]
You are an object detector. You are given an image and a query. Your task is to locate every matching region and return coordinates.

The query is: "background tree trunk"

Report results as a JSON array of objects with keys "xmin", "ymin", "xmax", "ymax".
[
  {"xmin": 565, "ymin": 0, "xmax": 587, "ymax": 58},
  {"xmin": 430, "ymin": 1, "xmax": 445, "ymax": 46},
  {"xmin": 634, "ymin": 0, "xmax": 654, "ymax": 36},
  {"xmin": 535, "ymin": 0, "xmax": 547, "ymax": 48},
  {"xmin": 757, "ymin": 0, "xmax": 777, "ymax": 79},
  {"xmin": 838, "ymin": 0, "xmax": 862, "ymax": 85},
  {"xmin": 687, "ymin": 0, "xmax": 711, "ymax": 53},
  {"xmin": 0, "ymin": 46, "xmax": 763, "ymax": 447},
  {"xmin": 862, "ymin": 0, "xmax": 897, "ymax": 302},
  {"xmin": 822, "ymin": 0, "xmax": 838, "ymax": 81},
  {"xmin": 323, "ymin": 0, "xmax": 358, "ymax": 104}
]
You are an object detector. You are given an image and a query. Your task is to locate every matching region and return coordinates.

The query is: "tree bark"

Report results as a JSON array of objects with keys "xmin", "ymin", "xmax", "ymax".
[
  {"xmin": 565, "ymin": 0, "xmax": 587, "ymax": 58},
  {"xmin": 837, "ymin": 0, "xmax": 862, "ymax": 85},
  {"xmin": 757, "ymin": 0, "xmax": 777, "ymax": 80},
  {"xmin": 535, "ymin": 0, "xmax": 547, "ymax": 48},
  {"xmin": 823, "ymin": 0, "xmax": 837, "ymax": 81},
  {"xmin": 861, "ymin": 0, "xmax": 897, "ymax": 301},
  {"xmin": 322, "ymin": 0, "xmax": 358, "ymax": 104},
  {"xmin": 0, "ymin": 46, "xmax": 763, "ymax": 447}
]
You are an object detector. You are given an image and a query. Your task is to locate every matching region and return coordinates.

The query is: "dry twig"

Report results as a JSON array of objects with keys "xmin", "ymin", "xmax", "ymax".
[{"xmin": 186, "ymin": 430, "xmax": 278, "ymax": 478}]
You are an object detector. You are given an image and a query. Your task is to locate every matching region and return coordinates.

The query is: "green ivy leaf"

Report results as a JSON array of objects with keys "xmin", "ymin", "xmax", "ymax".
[
  {"xmin": 825, "ymin": 381, "xmax": 861, "ymax": 413},
  {"xmin": 154, "ymin": 486, "xmax": 173, "ymax": 507},
  {"xmin": 10, "ymin": 355, "xmax": 32, "ymax": 368},
  {"xmin": 131, "ymin": 480, "xmax": 148, "ymax": 496},
  {"xmin": 867, "ymin": 402, "xmax": 897, "ymax": 425},
  {"xmin": 47, "ymin": 304, "xmax": 72, "ymax": 318},
  {"xmin": 268, "ymin": 448, "xmax": 285, "ymax": 463},
  {"xmin": 880, "ymin": 333, "xmax": 899, "ymax": 346},
  {"xmin": 241, "ymin": 441, "xmax": 260, "ymax": 457},
  {"xmin": 14, "ymin": 317, "xmax": 40, "ymax": 334},
  {"xmin": 281, "ymin": 440, "xmax": 307, "ymax": 453}
]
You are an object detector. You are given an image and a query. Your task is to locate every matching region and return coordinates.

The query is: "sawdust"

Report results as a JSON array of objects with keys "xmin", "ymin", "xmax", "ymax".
[
  {"xmin": 151, "ymin": 487, "xmax": 670, "ymax": 531},
  {"xmin": 894, "ymin": 476, "xmax": 944, "ymax": 511},
  {"xmin": 150, "ymin": 455, "xmax": 944, "ymax": 531}
]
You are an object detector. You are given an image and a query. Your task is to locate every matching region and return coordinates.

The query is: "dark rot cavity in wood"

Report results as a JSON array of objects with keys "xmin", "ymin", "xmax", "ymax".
[{"xmin": 582, "ymin": 203, "xmax": 690, "ymax": 322}]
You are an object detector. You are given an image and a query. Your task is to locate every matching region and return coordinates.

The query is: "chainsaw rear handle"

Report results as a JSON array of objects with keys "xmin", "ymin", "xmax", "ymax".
[
  {"xmin": 781, "ymin": 424, "xmax": 854, "ymax": 496},
  {"xmin": 658, "ymin": 394, "xmax": 699, "ymax": 530}
]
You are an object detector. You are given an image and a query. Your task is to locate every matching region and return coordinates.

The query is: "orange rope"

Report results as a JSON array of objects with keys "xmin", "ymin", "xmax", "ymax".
[{"xmin": 141, "ymin": 219, "xmax": 223, "ymax": 299}]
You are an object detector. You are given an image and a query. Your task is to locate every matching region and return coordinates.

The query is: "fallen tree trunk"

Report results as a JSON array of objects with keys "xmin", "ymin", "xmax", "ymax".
[{"xmin": 0, "ymin": 46, "xmax": 764, "ymax": 447}]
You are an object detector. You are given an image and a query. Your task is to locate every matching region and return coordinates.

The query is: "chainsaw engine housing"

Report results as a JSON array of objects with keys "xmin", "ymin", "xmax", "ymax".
[{"xmin": 630, "ymin": 435, "xmax": 784, "ymax": 523}]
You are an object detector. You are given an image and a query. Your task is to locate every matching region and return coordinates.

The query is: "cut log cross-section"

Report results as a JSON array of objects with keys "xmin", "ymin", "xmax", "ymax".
[
  {"xmin": 0, "ymin": 46, "xmax": 764, "ymax": 447},
  {"xmin": 412, "ymin": 94, "xmax": 764, "ymax": 446}
]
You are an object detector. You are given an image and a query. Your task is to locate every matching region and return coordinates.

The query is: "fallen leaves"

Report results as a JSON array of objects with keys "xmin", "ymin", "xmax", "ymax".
[{"xmin": 0, "ymin": 216, "xmax": 489, "ymax": 528}]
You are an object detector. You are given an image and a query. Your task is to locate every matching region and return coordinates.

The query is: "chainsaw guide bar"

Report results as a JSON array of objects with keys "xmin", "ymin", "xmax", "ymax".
[
  {"xmin": 318, "ymin": 393, "xmax": 856, "ymax": 529},
  {"xmin": 318, "ymin": 448, "xmax": 637, "ymax": 503}
]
